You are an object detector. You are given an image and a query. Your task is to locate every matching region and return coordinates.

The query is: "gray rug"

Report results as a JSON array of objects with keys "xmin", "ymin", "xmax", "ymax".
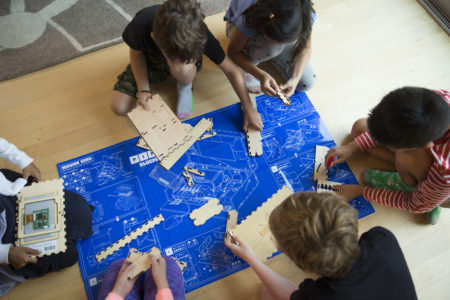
[{"xmin": 0, "ymin": 0, "xmax": 230, "ymax": 82}]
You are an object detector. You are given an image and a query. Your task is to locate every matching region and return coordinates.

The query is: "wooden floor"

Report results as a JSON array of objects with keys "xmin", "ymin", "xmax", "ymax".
[{"xmin": 1, "ymin": 0, "xmax": 449, "ymax": 299}]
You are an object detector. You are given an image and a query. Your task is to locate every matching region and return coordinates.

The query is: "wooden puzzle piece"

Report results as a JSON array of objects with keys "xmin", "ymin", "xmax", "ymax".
[
  {"xmin": 233, "ymin": 186, "xmax": 293, "ymax": 261},
  {"xmin": 95, "ymin": 214, "xmax": 164, "ymax": 262},
  {"xmin": 314, "ymin": 145, "xmax": 329, "ymax": 182},
  {"xmin": 136, "ymin": 137, "xmax": 150, "ymax": 151},
  {"xmin": 184, "ymin": 166, "xmax": 205, "ymax": 177},
  {"xmin": 159, "ymin": 118, "xmax": 213, "ymax": 170},
  {"xmin": 16, "ymin": 179, "xmax": 66, "ymax": 257},
  {"xmin": 198, "ymin": 131, "xmax": 217, "ymax": 140},
  {"xmin": 175, "ymin": 259, "xmax": 187, "ymax": 273},
  {"xmin": 317, "ymin": 180, "xmax": 341, "ymax": 193},
  {"xmin": 127, "ymin": 94, "xmax": 188, "ymax": 160},
  {"xmin": 246, "ymin": 128, "xmax": 263, "ymax": 157},
  {"xmin": 136, "ymin": 122, "xmax": 198, "ymax": 151},
  {"xmin": 126, "ymin": 247, "xmax": 162, "ymax": 278},
  {"xmin": 225, "ymin": 210, "xmax": 238, "ymax": 242},
  {"xmin": 189, "ymin": 198, "xmax": 223, "ymax": 226},
  {"xmin": 182, "ymin": 171, "xmax": 194, "ymax": 186},
  {"xmin": 277, "ymin": 91, "xmax": 292, "ymax": 107}
]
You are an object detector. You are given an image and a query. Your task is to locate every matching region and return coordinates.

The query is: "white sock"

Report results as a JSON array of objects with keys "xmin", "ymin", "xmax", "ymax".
[{"xmin": 177, "ymin": 83, "xmax": 193, "ymax": 119}]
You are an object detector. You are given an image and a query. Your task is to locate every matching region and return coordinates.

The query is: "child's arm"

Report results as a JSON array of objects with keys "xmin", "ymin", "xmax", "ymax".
[
  {"xmin": 325, "ymin": 140, "xmax": 361, "ymax": 168},
  {"xmin": 129, "ymin": 48, "xmax": 151, "ymax": 110},
  {"xmin": 227, "ymin": 27, "xmax": 280, "ymax": 97},
  {"xmin": 225, "ymin": 235, "xmax": 297, "ymax": 300},
  {"xmin": 280, "ymin": 36, "xmax": 312, "ymax": 97},
  {"xmin": 218, "ymin": 56, "xmax": 263, "ymax": 131}
]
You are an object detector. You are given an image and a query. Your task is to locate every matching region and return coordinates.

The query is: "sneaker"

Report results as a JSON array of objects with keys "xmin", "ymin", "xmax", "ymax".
[
  {"xmin": 244, "ymin": 73, "xmax": 262, "ymax": 94},
  {"xmin": 426, "ymin": 206, "xmax": 442, "ymax": 225}
]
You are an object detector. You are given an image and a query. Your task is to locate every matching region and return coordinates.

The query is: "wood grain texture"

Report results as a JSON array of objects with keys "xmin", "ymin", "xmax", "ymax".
[{"xmin": 1, "ymin": 0, "xmax": 449, "ymax": 299}]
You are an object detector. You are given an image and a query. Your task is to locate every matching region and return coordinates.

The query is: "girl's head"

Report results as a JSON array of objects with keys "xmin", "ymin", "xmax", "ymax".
[{"xmin": 243, "ymin": 0, "xmax": 313, "ymax": 50}]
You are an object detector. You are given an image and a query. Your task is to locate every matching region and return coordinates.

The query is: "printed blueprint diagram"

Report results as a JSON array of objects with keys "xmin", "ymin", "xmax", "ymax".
[{"xmin": 57, "ymin": 92, "xmax": 374, "ymax": 300}]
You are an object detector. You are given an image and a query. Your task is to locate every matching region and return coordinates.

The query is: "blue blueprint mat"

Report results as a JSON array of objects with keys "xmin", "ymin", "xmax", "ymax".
[{"xmin": 57, "ymin": 92, "xmax": 374, "ymax": 300}]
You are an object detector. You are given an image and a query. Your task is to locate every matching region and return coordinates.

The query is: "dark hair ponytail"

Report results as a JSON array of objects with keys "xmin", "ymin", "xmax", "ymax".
[{"xmin": 243, "ymin": 0, "xmax": 313, "ymax": 66}]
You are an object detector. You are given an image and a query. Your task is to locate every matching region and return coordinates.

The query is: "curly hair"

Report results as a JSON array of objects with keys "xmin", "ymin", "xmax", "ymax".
[
  {"xmin": 269, "ymin": 192, "xmax": 359, "ymax": 278},
  {"xmin": 153, "ymin": 0, "xmax": 207, "ymax": 63}
]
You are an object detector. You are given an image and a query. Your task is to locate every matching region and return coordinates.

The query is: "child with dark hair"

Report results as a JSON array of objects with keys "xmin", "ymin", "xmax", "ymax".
[
  {"xmin": 111, "ymin": 0, "xmax": 263, "ymax": 132},
  {"xmin": 325, "ymin": 87, "xmax": 450, "ymax": 224},
  {"xmin": 224, "ymin": 0, "xmax": 316, "ymax": 96},
  {"xmin": 226, "ymin": 192, "xmax": 417, "ymax": 300}
]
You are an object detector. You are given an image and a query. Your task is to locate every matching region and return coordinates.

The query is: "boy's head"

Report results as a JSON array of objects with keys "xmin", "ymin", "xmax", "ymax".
[
  {"xmin": 269, "ymin": 192, "xmax": 359, "ymax": 279},
  {"xmin": 368, "ymin": 87, "xmax": 450, "ymax": 148},
  {"xmin": 153, "ymin": 0, "xmax": 207, "ymax": 63}
]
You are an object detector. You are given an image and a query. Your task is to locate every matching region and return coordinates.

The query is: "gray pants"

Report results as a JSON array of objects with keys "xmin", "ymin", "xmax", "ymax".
[{"xmin": 226, "ymin": 22, "xmax": 316, "ymax": 91}]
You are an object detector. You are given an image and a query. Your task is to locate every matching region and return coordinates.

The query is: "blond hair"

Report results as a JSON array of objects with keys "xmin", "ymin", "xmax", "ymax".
[{"xmin": 269, "ymin": 192, "xmax": 359, "ymax": 278}]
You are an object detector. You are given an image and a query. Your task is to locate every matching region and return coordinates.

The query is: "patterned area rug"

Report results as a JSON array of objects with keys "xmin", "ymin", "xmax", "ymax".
[{"xmin": 0, "ymin": 0, "xmax": 230, "ymax": 82}]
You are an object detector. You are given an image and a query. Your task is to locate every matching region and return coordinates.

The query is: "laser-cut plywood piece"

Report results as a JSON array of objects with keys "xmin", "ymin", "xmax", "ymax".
[
  {"xmin": 233, "ymin": 185, "xmax": 293, "ymax": 261},
  {"xmin": 184, "ymin": 166, "xmax": 205, "ymax": 177},
  {"xmin": 136, "ymin": 123, "xmax": 196, "ymax": 151},
  {"xmin": 317, "ymin": 180, "xmax": 341, "ymax": 193},
  {"xmin": 246, "ymin": 128, "xmax": 263, "ymax": 157},
  {"xmin": 314, "ymin": 145, "xmax": 329, "ymax": 181},
  {"xmin": 277, "ymin": 91, "xmax": 292, "ymax": 107},
  {"xmin": 95, "ymin": 214, "xmax": 164, "ymax": 262},
  {"xmin": 182, "ymin": 171, "xmax": 194, "ymax": 186},
  {"xmin": 126, "ymin": 247, "xmax": 162, "ymax": 278},
  {"xmin": 198, "ymin": 131, "xmax": 217, "ymax": 140},
  {"xmin": 189, "ymin": 198, "xmax": 223, "ymax": 226},
  {"xmin": 127, "ymin": 94, "xmax": 188, "ymax": 160},
  {"xmin": 16, "ymin": 179, "xmax": 66, "ymax": 257},
  {"xmin": 159, "ymin": 118, "xmax": 213, "ymax": 170},
  {"xmin": 176, "ymin": 259, "xmax": 187, "ymax": 273},
  {"xmin": 225, "ymin": 210, "xmax": 238, "ymax": 242}
]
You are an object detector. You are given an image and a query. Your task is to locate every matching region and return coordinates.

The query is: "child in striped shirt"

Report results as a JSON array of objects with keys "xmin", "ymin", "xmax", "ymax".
[{"xmin": 325, "ymin": 87, "xmax": 450, "ymax": 224}]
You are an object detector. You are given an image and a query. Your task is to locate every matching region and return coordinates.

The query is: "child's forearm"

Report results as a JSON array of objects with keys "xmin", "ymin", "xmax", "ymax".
[
  {"xmin": 247, "ymin": 256, "xmax": 297, "ymax": 300},
  {"xmin": 129, "ymin": 49, "xmax": 150, "ymax": 92},
  {"xmin": 290, "ymin": 39, "xmax": 312, "ymax": 83}
]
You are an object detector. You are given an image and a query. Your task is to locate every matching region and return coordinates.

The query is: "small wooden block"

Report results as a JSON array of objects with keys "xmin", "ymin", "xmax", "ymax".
[
  {"xmin": 225, "ymin": 210, "xmax": 238, "ymax": 242},
  {"xmin": 314, "ymin": 145, "xmax": 329, "ymax": 182},
  {"xmin": 317, "ymin": 180, "xmax": 341, "ymax": 193},
  {"xmin": 246, "ymin": 128, "xmax": 263, "ymax": 157},
  {"xmin": 184, "ymin": 166, "xmax": 205, "ymax": 177},
  {"xmin": 277, "ymin": 92, "xmax": 292, "ymax": 107},
  {"xmin": 189, "ymin": 198, "xmax": 223, "ymax": 226},
  {"xmin": 198, "ymin": 131, "xmax": 217, "ymax": 140},
  {"xmin": 234, "ymin": 186, "xmax": 293, "ymax": 261},
  {"xmin": 182, "ymin": 171, "xmax": 194, "ymax": 186}
]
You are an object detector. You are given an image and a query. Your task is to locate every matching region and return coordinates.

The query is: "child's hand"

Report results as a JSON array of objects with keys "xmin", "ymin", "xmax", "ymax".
[
  {"xmin": 136, "ymin": 91, "xmax": 152, "ymax": 110},
  {"xmin": 22, "ymin": 162, "xmax": 41, "ymax": 182},
  {"xmin": 243, "ymin": 107, "xmax": 263, "ymax": 132},
  {"xmin": 260, "ymin": 73, "xmax": 279, "ymax": 97},
  {"xmin": 280, "ymin": 79, "xmax": 298, "ymax": 97},
  {"xmin": 325, "ymin": 141, "xmax": 360, "ymax": 168},
  {"xmin": 151, "ymin": 255, "xmax": 169, "ymax": 290},
  {"xmin": 225, "ymin": 235, "xmax": 256, "ymax": 263},
  {"xmin": 111, "ymin": 260, "xmax": 140, "ymax": 298},
  {"xmin": 333, "ymin": 184, "xmax": 364, "ymax": 201},
  {"xmin": 8, "ymin": 246, "xmax": 40, "ymax": 269}
]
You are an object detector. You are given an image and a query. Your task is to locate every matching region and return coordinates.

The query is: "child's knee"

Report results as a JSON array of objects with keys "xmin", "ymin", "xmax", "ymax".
[
  {"xmin": 296, "ymin": 73, "xmax": 316, "ymax": 92},
  {"xmin": 110, "ymin": 97, "xmax": 132, "ymax": 116},
  {"xmin": 351, "ymin": 118, "xmax": 368, "ymax": 138}
]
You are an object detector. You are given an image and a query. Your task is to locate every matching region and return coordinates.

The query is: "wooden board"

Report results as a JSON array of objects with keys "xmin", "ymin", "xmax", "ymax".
[
  {"xmin": 246, "ymin": 128, "xmax": 263, "ymax": 157},
  {"xmin": 159, "ymin": 118, "xmax": 213, "ymax": 170},
  {"xmin": 233, "ymin": 186, "xmax": 293, "ymax": 261},
  {"xmin": 314, "ymin": 145, "xmax": 329, "ymax": 181},
  {"xmin": 277, "ymin": 92, "xmax": 291, "ymax": 107},
  {"xmin": 127, "ymin": 94, "xmax": 188, "ymax": 160},
  {"xmin": 189, "ymin": 198, "xmax": 223, "ymax": 226},
  {"xmin": 95, "ymin": 214, "xmax": 164, "ymax": 262},
  {"xmin": 16, "ymin": 179, "xmax": 66, "ymax": 257},
  {"xmin": 126, "ymin": 247, "xmax": 161, "ymax": 278},
  {"xmin": 317, "ymin": 180, "xmax": 341, "ymax": 193},
  {"xmin": 225, "ymin": 210, "xmax": 238, "ymax": 242}
]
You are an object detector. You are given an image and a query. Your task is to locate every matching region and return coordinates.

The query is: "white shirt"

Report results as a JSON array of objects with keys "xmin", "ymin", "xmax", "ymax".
[{"xmin": 0, "ymin": 138, "xmax": 33, "ymax": 196}]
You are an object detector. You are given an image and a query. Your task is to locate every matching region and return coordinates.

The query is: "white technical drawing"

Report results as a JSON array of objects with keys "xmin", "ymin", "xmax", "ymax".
[{"xmin": 108, "ymin": 184, "xmax": 142, "ymax": 211}]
